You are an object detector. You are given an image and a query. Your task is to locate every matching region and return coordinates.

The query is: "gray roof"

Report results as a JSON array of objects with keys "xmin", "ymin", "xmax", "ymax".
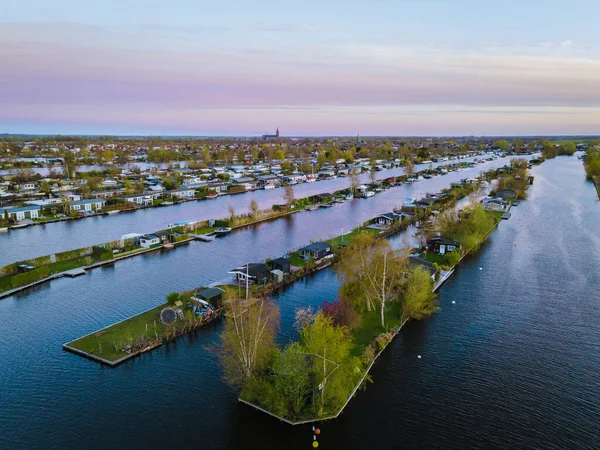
[
  {"xmin": 300, "ymin": 242, "xmax": 331, "ymax": 253},
  {"xmin": 0, "ymin": 205, "xmax": 41, "ymax": 213}
]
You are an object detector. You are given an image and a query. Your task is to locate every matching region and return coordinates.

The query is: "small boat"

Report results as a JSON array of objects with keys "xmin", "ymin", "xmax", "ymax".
[
  {"xmin": 306, "ymin": 178, "xmax": 316, "ymax": 183},
  {"xmin": 264, "ymin": 184, "xmax": 276, "ymax": 190},
  {"xmin": 214, "ymin": 227, "xmax": 232, "ymax": 237},
  {"xmin": 320, "ymin": 202, "xmax": 333, "ymax": 208},
  {"xmin": 375, "ymin": 187, "xmax": 383, "ymax": 192},
  {"xmin": 333, "ymin": 198, "xmax": 345, "ymax": 204},
  {"xmin": 364, "ymin": 191, "xmax": 375, "ymax": 198},
  {"xmin": 206, "ymin": 194, "xmax": 218, "ymax": 199},
  {"xmin": 346, "ymin": 194, "xmax": 354, "ymax": 200},
  {"xmin": 306, "ymin": 205, "xmax": 319, "ymax": 211},
  {"xmin": 160, "ymin": 201, "xmax": 174, "ymax": 206},
  {"xmin": 105, "ymin": 210, "xmax": 120, "ymax": 215}
]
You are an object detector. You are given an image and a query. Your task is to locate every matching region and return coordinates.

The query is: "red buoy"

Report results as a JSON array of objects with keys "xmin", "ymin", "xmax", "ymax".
[{"xmin": 315, "ymin": 428, "xmax": 321, "ymax": 435}]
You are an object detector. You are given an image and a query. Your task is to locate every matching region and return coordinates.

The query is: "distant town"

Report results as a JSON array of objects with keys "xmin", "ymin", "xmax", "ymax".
[{"xmin": 0, "ymin": 134, "xmax": 594, "ymax": 227}]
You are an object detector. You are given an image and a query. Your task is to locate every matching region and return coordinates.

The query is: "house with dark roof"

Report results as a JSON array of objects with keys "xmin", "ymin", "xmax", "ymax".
[
  {"xmin": 196, "ymin": 287, "xmax": 224, "ymax": 306},
  {"xmin": 228, "ymin": 263, "xmax": 270, "ymax": 285},
  {"xmin": 409, "ymin": 256, "xmax": 439, "ymax": 281},
  {"xmin": 417, "ymin": 196, "xmax": 437, "ymax": 208},
  {"xmin": 298, "ymin": 242, "xmax": 333, "ymax": 261},
  {"xmin": 373, "ymin": 212, "xmax": 404, "ymax": 226},
  {"xmin": 495, "ymin": 188, "xmax": 516, "ymax": 199},
  {"xmin": 309, "ymin": 193, "xmax": 333, "ymax": 203},
  {"xmin": 267, "ymin": 257, "xmax": 291, "ymax": 274},
  {"xmin": 427, "ymin": 234, "xmax": 462, "ymax": 255}
]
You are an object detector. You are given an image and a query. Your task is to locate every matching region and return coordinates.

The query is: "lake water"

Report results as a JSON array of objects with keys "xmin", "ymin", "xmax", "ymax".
[{"xmin": 1, "ymin": 155, "xmax": 598, "ymax": 449}]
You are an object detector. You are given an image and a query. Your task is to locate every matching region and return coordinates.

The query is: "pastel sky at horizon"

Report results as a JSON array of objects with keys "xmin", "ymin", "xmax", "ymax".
[{"xmin": 2, "ymin": 0, "xmax": 600, "ymax": 136}]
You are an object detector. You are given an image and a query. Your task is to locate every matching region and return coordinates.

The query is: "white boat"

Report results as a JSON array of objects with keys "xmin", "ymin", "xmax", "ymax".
[
  {"xmin": 160, "ymin": 201, "xmax": 174, "ymax": 206},
  {"xmin": 105, "ymin": 210, "xmax": 120, "ymax": 215},
  {"xmin": 264, "ymin": 184, "xmax": 276, "ymax": 190},
  {"xmin": 214, "ymin": 227, "xmax": 232, "ymax": 237},
  {"xmin": 306, "ymin": 205, "xmax": 319, "ymax": 211},
  {"xmin": 306, "ymin": 178, "xmax": 316, "ymax": 183},
  {"xmin": 346, "ymin": 194, "xmax": 354, "ymax": 200},
  {"xmin": 364, "ymin": 191, "xmax": 375, "ymax": 198}
]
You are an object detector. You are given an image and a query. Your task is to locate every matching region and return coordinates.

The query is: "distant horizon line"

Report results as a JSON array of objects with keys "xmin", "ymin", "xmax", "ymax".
[{"xmin": 2, "ymin": 133, "xmax": 599, "ymax": 140}]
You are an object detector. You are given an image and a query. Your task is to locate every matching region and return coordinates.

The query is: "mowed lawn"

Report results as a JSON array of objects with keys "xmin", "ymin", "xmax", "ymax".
[{"xmin": 66, "ymin": 304, "xmax": 173, "ymax": 362}]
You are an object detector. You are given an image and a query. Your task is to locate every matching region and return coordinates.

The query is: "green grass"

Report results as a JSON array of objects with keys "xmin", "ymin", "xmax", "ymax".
[
  {"xmin": 67, "ymin": 304, "xmax": 174, "ymax": 362},
  {"xmin": 351, "ymin": 301, "xmax": 403, "ymax": 356},
  {"xmin": 287, "ymin": 252, "xmax": 306, "ymax": 268},
  {"xmin": 0, "ymin": 274, "xmax": 13, "ymax": 291},
  {"xmin": 422, "ymin": 252, "xmax": 450, "ymax": 266},
  {"xmin": 327, "ymin": 227, "xmax": 381, "ymax": 250}
]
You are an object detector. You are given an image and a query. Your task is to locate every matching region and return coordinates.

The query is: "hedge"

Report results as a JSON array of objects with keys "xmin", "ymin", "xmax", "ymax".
[{"xmin": 11, "ymin": 266, "xmax": 50, "ymax": 288}]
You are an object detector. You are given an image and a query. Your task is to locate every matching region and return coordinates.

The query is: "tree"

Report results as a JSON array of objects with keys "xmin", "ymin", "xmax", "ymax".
[
  {"xmin": 493, "ymin": 140, "xmax": 510, "ymax": 151},
  {"xmin": 272, "ymin": 342, "xmax": 312, "ymax": 416},
  {"xmin": 405, "ymin": 158, "xmax": 415, "ymax": 176},
  {"xmin": 336, "ymin": 233, "xmax": 407, "ymax": 328},
  {"xmin": 369, "ymin": 168, "xmax": 376, "ymax": 185},
  {"xmin": 237, "ymin": 149, "xmax": 245, "ymax": 162},
  {"xmin": 283, "ymin": 184, "xmax": 295, "ymax": 207},
  {"xmin": 101, "ymin": 149, "xmax": 117, "ymax": 163},
  {"xmin": 249, "ymin": 199, "xmax": 259, "ymax": 216},
  {"xmin": 228, "ymin": 204, "xmax": 236, "ymax": 223},
  {"xmin": 299, "ymin": 312, "xmax": 358, "ymax": 416},
  {"xmin": 401, "ymin": 266, "xmax": 438, "ymax": 321},
  {"xmin": 349, "ymin": 169, "xmax": 361, "ymax": 194},
  {"xmin": 321, "ymin": 299, "xmax": 360, "ymax": 329},
  {"xmin": 218, "ymin": 295, "xmax": 279, "ymax": 385},
  {"xmin": 558, "ymin": 142, "xmax": 576, "ymax": 156},
  {"xmin": 40, "ymin": 181, "xmax": 51, "ymax": 196},
  {"xmin": 275, "ymin": 149, "xmax": 285, "ymax": 161},
  {"xmin": 166, "ymin": 292, "xmax": 180, "ymax": 305},
  {"xmin": 59, "ymin": 194, "xmax": 72, "ymax": 215},
  {"xmin": 202, "ymin": 146, "xmax": 212, "ymax": 164}
]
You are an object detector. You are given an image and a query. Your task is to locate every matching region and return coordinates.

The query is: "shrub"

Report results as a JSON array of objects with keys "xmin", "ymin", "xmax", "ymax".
[
  {"xmin": 10, "ymin": 266, "xmax": 50, "ymax": 288},
  {"xmin": 321, "ymin": 299, "xmax": 361, "ymax": 330}
]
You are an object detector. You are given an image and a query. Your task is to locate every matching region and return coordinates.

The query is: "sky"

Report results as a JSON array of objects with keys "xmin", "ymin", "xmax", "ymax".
[{"xmin": 1, "ymin": 0, "xmax": 600, "ymax": 136}]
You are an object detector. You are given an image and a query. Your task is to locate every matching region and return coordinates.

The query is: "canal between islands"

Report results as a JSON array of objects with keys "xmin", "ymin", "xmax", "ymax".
[{"xmin": 1, "ymin": 155, "xmax": 599, "ymax": 449}]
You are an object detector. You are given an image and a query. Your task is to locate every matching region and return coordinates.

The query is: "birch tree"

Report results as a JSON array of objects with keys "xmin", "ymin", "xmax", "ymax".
[
  {"xmin": 348, "ymin": 169, "xmax": 361, "ymax": 194},
  {"xmin": 336, "ymin": 233, "xmax": 407, "ymax": 328},
  {"xmin": 218, "ymin": 294, "xmax": 279, "ymax": 386}
]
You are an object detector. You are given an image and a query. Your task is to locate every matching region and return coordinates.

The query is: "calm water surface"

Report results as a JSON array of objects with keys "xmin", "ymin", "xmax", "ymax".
[{"xmin": 1, "ymin": 155, "xmax": 598, "ymax": 449}]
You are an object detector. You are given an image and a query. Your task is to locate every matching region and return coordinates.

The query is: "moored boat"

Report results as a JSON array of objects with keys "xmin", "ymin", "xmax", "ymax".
[
  {"xmin": 206, "ymin": 194, "xmax": 218, "ymax": 199},
  {"xmin": 214, "ymin": 227, "xmax": 232, "ymax": 237},
  {"xmin": 364, "ymin": 191, "xmax": 375, "ymax": 198}
]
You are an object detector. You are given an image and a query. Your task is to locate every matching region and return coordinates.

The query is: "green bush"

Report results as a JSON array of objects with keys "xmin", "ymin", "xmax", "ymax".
[{"xmin": 10, "ymin": 266, "xmax": 50, "ymax": 288}]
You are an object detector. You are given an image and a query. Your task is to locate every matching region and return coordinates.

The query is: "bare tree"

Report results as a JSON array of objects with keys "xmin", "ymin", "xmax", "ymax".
[
  {"xmin": 228, "ymin": 204, "xmax": 236, "ymax": 223},
  {"xmin": 249, "ymin": 199, "xmax": 259, "ymax": 217},
  {"xmin": 218, "ymin": 294, "xmax": 280, "ymax": 385},
  {"xmin": 349, "ymin": 169, "xmax": 361, "ymax": 194},
  {"xmin": 283, "ymin": 184, "xmax": 295, "ymax": 207}
]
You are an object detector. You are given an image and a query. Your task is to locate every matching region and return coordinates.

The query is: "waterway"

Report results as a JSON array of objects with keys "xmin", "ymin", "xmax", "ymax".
[
  {"xmin": 1, "ymin": 155, "xmax": 598, "ymax": 449},
  {"xmin": 0, "ymin": 155, "xmax": 508, "ymax": 266}
]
